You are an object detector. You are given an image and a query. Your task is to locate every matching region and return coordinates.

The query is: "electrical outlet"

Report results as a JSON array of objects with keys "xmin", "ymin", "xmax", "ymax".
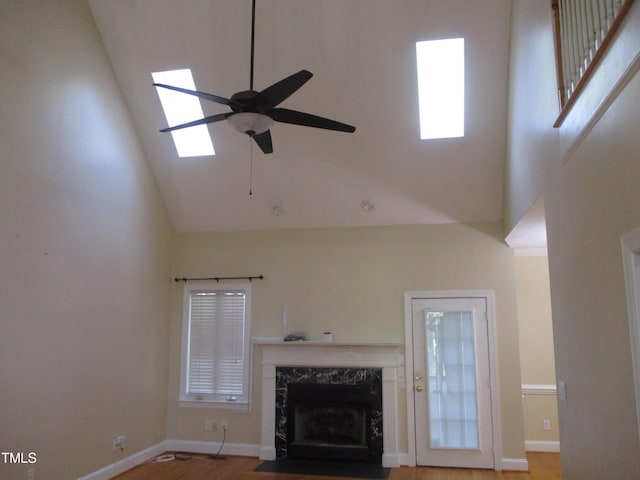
[
  {"xmin": 221, "ymin": 420, "xmax": 228, "ymax": 431},
  {"xmin": 204, "ymin": 420, "xmax": 212, "ymax": 432},
  {"xmin": 113, "ymin": 435, "xmax": 127, "ymax": 451},
  {"xmin": 543, "ymin": 419, "xmax": 551, "ymax": 431},
  {"xmin": 27, "ymin": 468, "xmax": 35, "ymax": 480}
]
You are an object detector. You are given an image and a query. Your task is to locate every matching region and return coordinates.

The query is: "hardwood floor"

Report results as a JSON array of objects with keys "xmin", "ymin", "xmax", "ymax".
[{"xmin": 111, "ymin": 452, "xmax": 561, "ymax": 480}]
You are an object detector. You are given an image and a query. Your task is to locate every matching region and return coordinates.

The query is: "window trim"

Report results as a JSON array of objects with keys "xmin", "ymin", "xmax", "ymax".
[{"xmin": 179, "ymin": 282, "xmax": 252, "ymax": 411}]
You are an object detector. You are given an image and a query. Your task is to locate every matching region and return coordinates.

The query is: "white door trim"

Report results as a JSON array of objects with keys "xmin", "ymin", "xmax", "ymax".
[
  {"xmin": 404, "ymin": 290, "xmax": 503, "ymax": 470},
  {"xmin": 621, "ymin": 227, "xmax": 640, "ymax": 446}
]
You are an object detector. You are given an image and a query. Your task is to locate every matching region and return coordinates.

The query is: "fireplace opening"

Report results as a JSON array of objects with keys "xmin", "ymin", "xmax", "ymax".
[
  {"xmin": 287, "ymin": 382, "xmax": 378, "ymax": 463},
  {"xmin": 293, "ymin": 402, "xmax": 367, "ymax": 447}
]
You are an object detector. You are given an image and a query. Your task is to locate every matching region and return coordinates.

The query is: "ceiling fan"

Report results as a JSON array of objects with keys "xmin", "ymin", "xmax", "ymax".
[{"xmin": 153, "ymin": 0, "xmax": 356, "ymax": 154}]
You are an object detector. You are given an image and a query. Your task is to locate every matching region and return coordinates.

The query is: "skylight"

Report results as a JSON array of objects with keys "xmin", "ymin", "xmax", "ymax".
[
  {"xmin": 416, "ymin": 38, "xmax": 465, "ymax": 140},
  {"xmin": 152, "ymin": 69, "xmax": 215, "ymax": 157}
]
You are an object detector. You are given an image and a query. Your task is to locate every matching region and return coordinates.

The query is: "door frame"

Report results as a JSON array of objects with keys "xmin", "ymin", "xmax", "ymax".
[
  {"xmin": 404, "ymin": 290, "xmax": 503, "ymax": 470},
  {"xmin": 621, "ymin": 227, "xmax": 640, "ymax": 446}
]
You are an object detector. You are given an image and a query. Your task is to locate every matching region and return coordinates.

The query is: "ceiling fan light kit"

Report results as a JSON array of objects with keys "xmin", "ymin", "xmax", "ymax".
[
  {"xmin": 227, "ymin": 112, "xmax": 273, "ymax": 136},
  {"xmin": 153, "ymin": 0, "xmax": 355, "ymax": 155}
]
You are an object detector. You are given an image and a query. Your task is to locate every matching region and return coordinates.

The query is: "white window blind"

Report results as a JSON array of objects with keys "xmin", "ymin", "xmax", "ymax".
[{"xmin": 181, "ymin": 284, "xmax": 251, "ymax": 406}]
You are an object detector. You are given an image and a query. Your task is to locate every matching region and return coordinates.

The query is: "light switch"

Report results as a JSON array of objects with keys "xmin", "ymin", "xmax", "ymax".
[{"xmin": 558, "ymin": 380, "xmax": 567, "ymax": 402}]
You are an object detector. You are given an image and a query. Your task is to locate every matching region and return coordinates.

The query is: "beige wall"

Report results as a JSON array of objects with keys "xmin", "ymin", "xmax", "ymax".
[
  {"xmin": 516, "ymin": 257, "xmax": 555, "ymax": 384},
  {"xmin": 167, "ymin": 222, "xmax": 527, "ymax": 461},
  {"xmin": 515, "ymin": 256, "xmax": 559, "ymax": 444},
  {"xmin": 506, "ymin": 0, "xmax": 640, "ymax": 477},
  {"xmin": 545, "ymin": 70, "xmax": 640, "ymax": 478},
  {"xmin": 0, "ymin": 1, "xmax": 174, "ymax": 479}
]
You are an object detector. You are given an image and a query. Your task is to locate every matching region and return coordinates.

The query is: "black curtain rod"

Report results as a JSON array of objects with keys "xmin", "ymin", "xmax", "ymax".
[{"xmin": 174, "ymin": 275, "xmax": 264, "ymax": 283}]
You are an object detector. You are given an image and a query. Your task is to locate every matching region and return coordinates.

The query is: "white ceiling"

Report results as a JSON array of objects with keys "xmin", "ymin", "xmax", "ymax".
[{"xmin": 89, "ymin": 0, "xmax": 513, "ymax": 233}]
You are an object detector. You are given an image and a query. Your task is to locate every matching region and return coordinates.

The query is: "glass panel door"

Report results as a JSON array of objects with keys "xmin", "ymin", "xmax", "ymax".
[
  {"xmin": 426, "ymin": 310, "xmax": 479, "ymax": 449},
  {"xmin": 411, "ymin": 296, "xmax": 493, "ymax": 468}
]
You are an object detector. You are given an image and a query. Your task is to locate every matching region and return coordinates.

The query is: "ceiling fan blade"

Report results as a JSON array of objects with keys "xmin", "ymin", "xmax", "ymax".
[
  {"xmin": 153, "ymin": 83, "xmax": 233, "ymax": 106},
  {"xmin": 254, "ymin": 70, "xmax": 313, "ymax": 110},
  {"xmin": 269, "ymin": 108, "xmax": 356, "ymax": 133},
  {"xmin": 159, "ymin": 112, "xmax": 231, "ymax": 132},
  {"xmin": 252, "ymin": 130, "xmax": 273, "ymax": 154}
]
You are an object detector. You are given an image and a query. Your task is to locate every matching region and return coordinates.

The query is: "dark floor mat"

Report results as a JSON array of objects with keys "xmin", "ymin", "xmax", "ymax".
[{"xmin": 255, "ymin": 458, "xmax": 390, "ymax": 479}]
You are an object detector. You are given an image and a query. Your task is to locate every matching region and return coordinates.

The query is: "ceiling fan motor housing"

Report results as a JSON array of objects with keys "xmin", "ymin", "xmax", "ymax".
[{"xmin": 229, "ymin": 90, "xmax": 259, "ymax": 112}]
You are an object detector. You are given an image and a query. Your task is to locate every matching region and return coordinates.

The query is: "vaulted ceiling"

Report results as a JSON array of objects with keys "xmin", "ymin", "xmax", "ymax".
[{"xmin": 89, "ymin": 0, "xmax": 512, "ymax": 233}]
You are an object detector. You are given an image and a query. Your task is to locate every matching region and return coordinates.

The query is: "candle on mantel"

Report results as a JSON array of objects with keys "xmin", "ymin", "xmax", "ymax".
[{"xmin": 282, "ymin": 306, "xmax": 288, "ymax": 339}]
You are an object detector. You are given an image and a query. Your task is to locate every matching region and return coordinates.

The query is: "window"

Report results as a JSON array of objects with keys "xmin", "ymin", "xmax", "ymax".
[
  {"xmin": 180, "ymin": 282, "xmax": 251, "ymax": 409},
  {"xmin": 416, "ymin": 38, "xmax": 465, "ymax": 139},
  {"xmin": 152, "ymin": 68, "xmax": 215, "ymax": 157}
]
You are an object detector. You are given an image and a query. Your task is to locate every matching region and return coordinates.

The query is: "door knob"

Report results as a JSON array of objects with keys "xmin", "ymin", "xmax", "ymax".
[
  {"xmin": 415, "ymin": 374, "xmax": 423, "ymax": 381},
  {"xmin": 415, "ymin": 385, "xmax": 424, "ymax": 392}
]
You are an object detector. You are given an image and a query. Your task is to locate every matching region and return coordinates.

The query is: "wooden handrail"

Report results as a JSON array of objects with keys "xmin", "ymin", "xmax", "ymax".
[{"xmin": 552, "ymin": 0, "xmax": 635, "ymax": 127}]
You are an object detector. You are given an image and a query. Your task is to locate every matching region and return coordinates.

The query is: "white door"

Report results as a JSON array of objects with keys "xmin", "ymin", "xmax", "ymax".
[{"xmin": 412, "ymin": 297, "xmax": 494, "ymax": 468}]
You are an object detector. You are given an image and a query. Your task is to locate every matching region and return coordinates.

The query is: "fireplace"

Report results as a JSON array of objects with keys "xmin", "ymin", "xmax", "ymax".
[
  {"xmin": 275, "ymin": 367, "xmax": 383, "ymax": 464},
  {"xmin": 257, "ymin": 341, "xmax": 403, "ymax": 468}
]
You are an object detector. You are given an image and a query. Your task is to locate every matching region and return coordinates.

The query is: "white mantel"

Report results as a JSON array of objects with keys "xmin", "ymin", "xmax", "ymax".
[{"xmin": 255, "ymin": 340, "xmax": 404, "ymax": 468}]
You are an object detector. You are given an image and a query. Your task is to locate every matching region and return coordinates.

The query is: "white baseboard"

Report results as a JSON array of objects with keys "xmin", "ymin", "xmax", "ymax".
[
  {"xmin": 165, "ymin": 439, "xmax": 260, "ymax": 457},
  {"xmin": 381, "ymin": 453, "xmax": 401, "ymax": 468},
  {"xmin": 77, "ymin": 441, "xmax": 168, "ymax": 480},
  {"xmin": 501, "ymin": 457, "xmax": 529, "ymax": 471},
  {"xmin": 525, "ymin": 440, "xmax": 561, "ymax": 453},
  {"xmin": 258, "ymin": 445, "xmax": 276, "ymax": 460}
]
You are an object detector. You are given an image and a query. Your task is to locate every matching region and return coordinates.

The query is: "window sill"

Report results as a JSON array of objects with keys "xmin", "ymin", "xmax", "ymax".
[{"xmin": 179, "ymin": 399, "xmax": 250, "ymax": 412}]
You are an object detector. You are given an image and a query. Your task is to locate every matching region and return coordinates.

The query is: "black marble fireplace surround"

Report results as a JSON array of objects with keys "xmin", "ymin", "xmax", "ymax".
[{"xmin": 275, "ymin": 367, "xmax": 383, "ymax": 464}]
